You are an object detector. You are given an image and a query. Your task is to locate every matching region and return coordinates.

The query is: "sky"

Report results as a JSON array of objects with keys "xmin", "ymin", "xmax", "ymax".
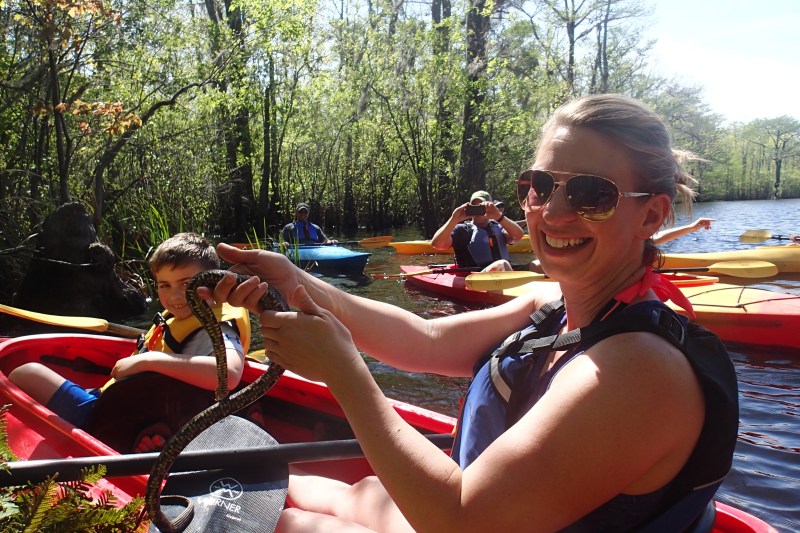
[{"xmin": 645, "ymin": 0, "xmax": 800, "ymax": 124}]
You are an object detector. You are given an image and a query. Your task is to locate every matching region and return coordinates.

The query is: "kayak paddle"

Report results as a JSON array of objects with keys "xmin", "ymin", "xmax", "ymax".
[
  {"xmin": 0, "ymin": 431, "xmax": 454, "ymax": 486},
  {"xmin": 0, "ymin": 303, "xmax": 145, "ymax": 338},
  {"xmin": 373, "ymin": 266, "xmax": 483, "ymax": 279},
  {"xmin": 739, "ymin": 230, "xmax": 794, "ymax": 243},
  {"xmin": 376, "ymin": 262, "xmax": 533, "ymax": 280},
  {"xmin": 464, "ymin": 260, "xmax": 780, "ymax": 291},
  {"xmin": 231, "ymin": 236, "xmax": 394, "ymax": 249},
  {"xmin": 342, "ymin": 235, "xmax": 394, "ymax": 248}
]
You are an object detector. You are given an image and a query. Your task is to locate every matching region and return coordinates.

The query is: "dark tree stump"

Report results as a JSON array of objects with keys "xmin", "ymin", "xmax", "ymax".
[{"xmin": 12, "ymin": 202, "xmax": 146, "ymax": 322}]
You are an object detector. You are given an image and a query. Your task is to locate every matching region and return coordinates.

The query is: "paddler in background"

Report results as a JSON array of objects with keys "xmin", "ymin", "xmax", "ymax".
[
  {"xmin": 281, "ymin": 202, "xmax": 338, "ymax": 245},
  {"xmin": 431, "ymin": 190, "xmax": 525, "ymax": 272}
]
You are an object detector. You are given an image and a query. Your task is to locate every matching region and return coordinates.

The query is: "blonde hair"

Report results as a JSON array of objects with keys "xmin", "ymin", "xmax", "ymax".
[{"xmin": 539, "ymin": 94, "xmax": 698, "ymax": 264}]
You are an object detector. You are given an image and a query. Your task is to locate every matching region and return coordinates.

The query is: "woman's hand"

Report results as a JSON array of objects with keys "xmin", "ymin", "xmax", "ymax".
[
  {"xmin": 260, "ymin": 285, "xmax": 364, "ymax": 385},
  {"xmin": 197, "ymin": 244, "xmax": 308, "ymax": 312}
]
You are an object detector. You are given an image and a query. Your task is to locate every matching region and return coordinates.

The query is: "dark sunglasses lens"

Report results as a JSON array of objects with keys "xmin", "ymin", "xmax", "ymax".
[
  {"xmin": 516, "ymin": 171, "xmax": 532, "ymax": 208},
  {"xmin": 517, "ymin": 170, "xmax": 554, "ymax": 209},
  {"xmin": 566, "ymin": 175, "xmax": 619, "ymax": 220},
  {"xmin": 531, "ymin": 171, "xmax": 556, "ymax": 206}
]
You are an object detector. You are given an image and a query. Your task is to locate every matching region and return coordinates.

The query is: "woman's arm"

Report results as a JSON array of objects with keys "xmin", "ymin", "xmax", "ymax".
[
  {"xmin": 209, "ymin": 244, "xmax": 548, "ymax": 376},
  {"xmin": 263, "ymin": 290, "xmax": 705, "ymax": 533},
  {"xmin": 652, "ymin": 217, "xmax": 714, "ymax": 245}
]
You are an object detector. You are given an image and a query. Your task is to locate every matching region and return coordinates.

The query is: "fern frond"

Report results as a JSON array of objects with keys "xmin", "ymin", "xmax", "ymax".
[
  {"xmin": 20, "ymin": 476, "xmax": 59, "ymax": 533},
  {"xmin": 0, "ymin": 404, "xmax": 18, "ymax": 464}
]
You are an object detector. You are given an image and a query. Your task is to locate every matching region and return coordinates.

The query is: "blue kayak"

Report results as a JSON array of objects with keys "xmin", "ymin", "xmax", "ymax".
[{"xmin": 281, "ymin": 244, "xmax": 370, "ymax": 275}]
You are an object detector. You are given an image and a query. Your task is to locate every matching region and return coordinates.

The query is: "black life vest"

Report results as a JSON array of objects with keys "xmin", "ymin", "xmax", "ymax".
[{"xmin": 453, "ymin": 299, "xmax": 739, "ymax": 531}]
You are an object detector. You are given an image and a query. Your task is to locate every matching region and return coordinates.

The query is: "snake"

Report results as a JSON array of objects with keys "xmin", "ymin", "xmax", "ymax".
[{"xmin": 145, "ymin": 269, "xmax": 288, "ymax": 532}]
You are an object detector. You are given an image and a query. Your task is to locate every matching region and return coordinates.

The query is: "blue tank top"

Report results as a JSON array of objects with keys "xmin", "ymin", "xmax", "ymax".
[{"xmin": 284, "ymin": 221, "xmax": 321, "ymax": 245}]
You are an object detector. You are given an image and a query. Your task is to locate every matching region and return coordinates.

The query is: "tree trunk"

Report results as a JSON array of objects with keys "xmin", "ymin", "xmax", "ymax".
[
  {"xmin": 47, "ymin": 48, "xmax": 71, "ymax": 204},
  {"xmin": 428, "ymin": 0, "xmax": 457, "ymax": 236},
  {"xmin": 458, "ymin": 0, "xmax": 493, "ymax": 200}
]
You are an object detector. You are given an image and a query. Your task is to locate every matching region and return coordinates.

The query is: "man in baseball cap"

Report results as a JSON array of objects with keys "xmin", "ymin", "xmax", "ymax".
[
  {"xmin": 281, "ymin": 202, "xmax": 337, "ymax": 245},
  {"xmin": 430, "ymin": 189, "xmax": 524, "ymax": 270}
]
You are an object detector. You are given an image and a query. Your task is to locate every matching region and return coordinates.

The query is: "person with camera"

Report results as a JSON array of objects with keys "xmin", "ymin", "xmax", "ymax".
[{"xmin": 430, "ymin": 190, "xmax": 525, "ymax": 271}]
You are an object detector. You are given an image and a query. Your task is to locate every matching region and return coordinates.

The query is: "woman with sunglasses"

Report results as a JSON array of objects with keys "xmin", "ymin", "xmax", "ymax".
[{"xmin": 204, "ymin": 94, "xmax": 737, "ymax": 533}]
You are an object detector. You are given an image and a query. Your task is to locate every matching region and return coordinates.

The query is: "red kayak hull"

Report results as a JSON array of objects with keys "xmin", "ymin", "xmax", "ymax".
[
  {"xmin": 401, "ymin": 265, "xmax": 510, "ymax": 305},
  {"xmin": 400, "ymin": 266, "xmax": 800, "ymax": 350},
  {"xmin": 0, "ymin": 333, "xmax": 778, "ymax": 532}
]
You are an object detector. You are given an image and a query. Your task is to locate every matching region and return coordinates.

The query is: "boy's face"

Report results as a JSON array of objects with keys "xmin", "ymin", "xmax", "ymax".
[{"xmin": 154, "ymin": 262, "xmax": 205, "ymax": 320}]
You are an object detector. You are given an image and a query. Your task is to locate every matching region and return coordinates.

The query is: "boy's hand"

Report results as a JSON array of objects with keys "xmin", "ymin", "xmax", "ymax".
[{"xmin": 111, "ymin": 354, "xmax": 152, "ymax": 380}]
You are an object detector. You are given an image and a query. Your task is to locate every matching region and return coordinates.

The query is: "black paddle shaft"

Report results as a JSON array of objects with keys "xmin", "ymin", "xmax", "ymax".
[{"xmin": 0, "ymin": 433, "xmax": 455, "ymax": 486}]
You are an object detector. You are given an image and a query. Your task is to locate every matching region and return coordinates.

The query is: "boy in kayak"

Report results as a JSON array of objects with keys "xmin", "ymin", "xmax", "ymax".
[
  {"xmin": 431, "ymin": 190, "xmax": 525, "ymax": 271},
  {"xmin": 281, "ymin": 202, "xmax": 338, "ymax": 245},
  {"xmin": 8, "ymin": 232, "xmax": 249, "ymax": 451}
]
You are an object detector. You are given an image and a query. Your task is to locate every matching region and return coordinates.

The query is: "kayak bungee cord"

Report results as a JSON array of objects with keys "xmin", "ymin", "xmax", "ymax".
[{"xmin": 145, "ymin": 270, "xmax": 288, "ymax": 532}]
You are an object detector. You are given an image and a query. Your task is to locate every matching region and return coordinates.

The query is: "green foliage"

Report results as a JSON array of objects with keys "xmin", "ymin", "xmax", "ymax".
[
  {"xmin": 0, "ymin": 0, "xmax": 797, "ymax": 257},
  {"xmin": 0, "ymin": 407, "xmax": 147, "ymax": 532}
]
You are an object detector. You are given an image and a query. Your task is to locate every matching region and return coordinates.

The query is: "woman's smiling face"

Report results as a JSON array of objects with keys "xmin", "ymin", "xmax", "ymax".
[{"xmin": 527, "ymin": 126, "xmax": 661, "ymax": 283}]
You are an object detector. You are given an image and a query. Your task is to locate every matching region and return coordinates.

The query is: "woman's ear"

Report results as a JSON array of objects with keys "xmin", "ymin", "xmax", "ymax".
[{"xmin": 638, "ymin": 194, "xmax": 671, "ymax": 239}]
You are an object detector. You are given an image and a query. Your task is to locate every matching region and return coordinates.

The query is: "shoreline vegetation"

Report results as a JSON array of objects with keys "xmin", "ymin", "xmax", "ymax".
[{"xmin": 0, "ymin": 0, "xmax": 798, "ymax": 305}]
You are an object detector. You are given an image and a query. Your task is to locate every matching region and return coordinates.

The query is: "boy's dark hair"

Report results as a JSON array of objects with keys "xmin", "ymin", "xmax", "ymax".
[{"xmin": 149, "ymin": 232, "xmax": 220, "ymax": 275}]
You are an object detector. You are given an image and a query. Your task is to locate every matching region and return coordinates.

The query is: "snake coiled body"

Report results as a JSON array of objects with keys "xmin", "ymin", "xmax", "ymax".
[{"xmin": 145, "ymin": 269, "xmax": 288, "ymax": 532}]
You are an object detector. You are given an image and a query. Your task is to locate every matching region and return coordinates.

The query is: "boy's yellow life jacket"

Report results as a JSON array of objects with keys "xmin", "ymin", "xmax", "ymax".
[
  {"xmin": 142, "ymin": 303, "xmax": 251, "ymax": 355},
  {"xmin": 100, "ymin": 303, "xmax": 251, "ymax": 392}
]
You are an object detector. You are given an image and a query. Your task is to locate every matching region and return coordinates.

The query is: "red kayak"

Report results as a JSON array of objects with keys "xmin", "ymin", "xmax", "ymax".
[
  {"xmin": 0, "ymin": 333, "xmax": 778, "ymax": 532},
  {"xmin": 400, "ymin": 265, "xmax": 800, "ymax": 350},
  {"xmin": 402, "ymin": 265, "xmax": 512, "ymax": 305}
]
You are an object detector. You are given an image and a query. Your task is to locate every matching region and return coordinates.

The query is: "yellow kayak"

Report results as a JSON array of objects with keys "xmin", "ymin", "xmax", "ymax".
[
  {"xmin": 662, "ymin": 245, "xmax": 800, "ymax": 273},
  {"xmin": 485, "ymin": 274, "xmax": 800, "ymax": 350},
  {"xmin": 390, "ymin": 235, "xmax": 532, "ymax": 255}
]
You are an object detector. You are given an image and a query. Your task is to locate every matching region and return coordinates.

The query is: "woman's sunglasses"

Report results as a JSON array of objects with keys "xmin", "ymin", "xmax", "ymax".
[{"xmin": 516, "ymin": 169, "xmax": 654, "ymax": 222}]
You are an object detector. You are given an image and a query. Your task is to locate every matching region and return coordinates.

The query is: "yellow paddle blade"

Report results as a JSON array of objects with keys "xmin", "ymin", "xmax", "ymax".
[
  {"xmin": 465, "ymin": 271, "xmax": 548, "ymax": 290},
  {"xmin": 739, "ymin": 230, "xmax": 774, "ymax": 243},
  {"xmin": 0, "ymin": 303, "xmax": 110, "ymax": 331},
  {"xmin": 705, "ymin": 261, "xmax": 778, "ymax": 278},
  {"xmin": 0, "ymin": 303, "xmax": 145, "ymax": 338},
  {"xmin": 737, "ymin": 230, "xmax": 795, "ymax": 243},
  {"xmin": 358, "ymin": 236, "xmax": 394, "ymax": 248}
]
